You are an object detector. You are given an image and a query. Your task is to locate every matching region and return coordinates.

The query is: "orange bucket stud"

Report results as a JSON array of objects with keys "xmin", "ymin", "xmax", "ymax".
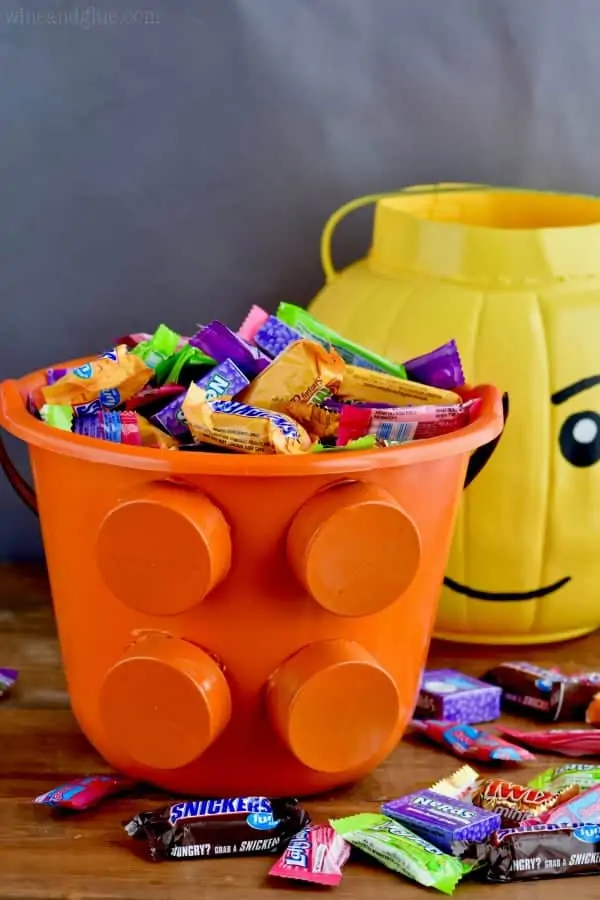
[{"xmin": 0, "ymin": 360, "xmax": 503, "ymax": 797}]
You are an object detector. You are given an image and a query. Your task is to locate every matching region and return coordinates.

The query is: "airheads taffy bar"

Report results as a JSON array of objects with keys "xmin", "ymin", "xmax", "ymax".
[
  {"xmin": 41, "ymin": 346, "xmax": 152, "ymax": 414},
  {"xmin": 124, "ymin": 796, "xmax": 310, "ymax": 861},
  {"xmin": 410, "ymin": 720, "xmax": 535, "ymax": 763},
  {"xmin": 41, "ymin": 406, "xmax": 178, "ymax": 449},
  {"xmin": 330, "ymin": 813, "xmax": 473, "ymax": 894},
  {"xmin": 269, "ymin": 824, "xmax": 350, "ymax": 886},
  {"xmin": 336, "ymin": 400, "xmax": 477, "ymax": 446},
  {"xmin": 497, "ymin": 727, "xmax": 600, "ymax": 757},
  {"xmin": 34, "ymin": 774, "xmax": 135, "ymax": 811},
  {"xmin": 338, "ymin": 365, "xmax": 462, "ymax": 407},
  {"xmin": 182, "ymin": 385, "xmax": 312, "ymax": 455},
  {"xmin": 277, "ymin": 302, "xmax": 408, "ymax": 377}
]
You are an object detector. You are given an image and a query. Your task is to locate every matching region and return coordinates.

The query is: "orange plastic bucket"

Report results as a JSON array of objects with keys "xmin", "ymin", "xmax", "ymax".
[{"xmin": 0, "ymin": 359, "xmax": 505, "ymax": 797}]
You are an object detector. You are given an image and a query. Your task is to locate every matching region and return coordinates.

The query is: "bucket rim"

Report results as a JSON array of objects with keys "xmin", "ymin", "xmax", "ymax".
[{"xmin": 0, "ymin": 357, "xmax": 503, "ymax": 477}]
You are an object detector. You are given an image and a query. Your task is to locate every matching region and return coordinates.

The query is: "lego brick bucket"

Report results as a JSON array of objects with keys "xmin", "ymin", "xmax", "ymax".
[{"xmin": 0, "ymin": 359, "xmax": 504, "ymax": 797}]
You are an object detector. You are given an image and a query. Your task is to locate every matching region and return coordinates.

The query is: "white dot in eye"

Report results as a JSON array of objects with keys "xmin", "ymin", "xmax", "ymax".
[{"xmin": 573, "ymin": 417, "xmax": 599, "ymax": 444}]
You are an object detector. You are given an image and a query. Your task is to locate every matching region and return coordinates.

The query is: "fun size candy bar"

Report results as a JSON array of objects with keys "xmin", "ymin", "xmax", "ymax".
[
  {"xmin": 124, "ymin": 796, "xmax": 310, "ymax": 861},
  {"xmin": 415, "ymin": 669, "xmax": 502, "ymax": 724},
  {"xmin": 382, "ymin": 789, "xmax": 501, "ymax": 853},
  {"xmin": 410, "ymin": 720, "xmax": 535, "ymax": 763},
  {"xmin": 471, "ymin": 777, "xmax": 578, "ymax": 827}
]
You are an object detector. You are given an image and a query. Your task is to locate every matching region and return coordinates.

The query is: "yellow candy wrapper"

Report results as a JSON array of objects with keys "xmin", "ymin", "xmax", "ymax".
[
  {"xmin": 285, "ymin": 399, "xmax": 340, "ymax": 441},
  {"xmin": 182, "ymin": 383, "xmax": 312, "ymax": 455},
  {"xmin": 239, "ymin": 340, "xmax": 345, "ymax": 413},
  {"xmin": 42, "ymin": 346, "xmax": 152, "ymax": 414},
  {"xmin": 137, "ymin": 416, "xmax": 179, "ymax": 450},
  {"xmin": 339, "ymin": 365, "xmax": 461, "ymax": 407}
]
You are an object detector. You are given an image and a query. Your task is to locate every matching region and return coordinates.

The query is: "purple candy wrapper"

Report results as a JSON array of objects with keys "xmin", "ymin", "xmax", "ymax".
[
  {"xmin": 254, "ymin": 316, "xmax": 302, "ymax": 358},
  {"xmin": 0, "ymin": 667, "xmax": 18, "ymax": 699},
  {"xmin": 190, "ymin": 322, "xmax": 270, "ymax": 378},
  {"xmin": 382, "ymin": 789, "xmax": 501, "ymax": 853},
  {"xmin": 415, "ymin": 669, "xmax": 502, "ymax": 724},
  {"xmin": 46, "ymin": 367, "xmax": 69, "ymax": 386},
  {"xmin": 403, "ymin": 340, "xmax": 465, "ymax": 390},
  {"xmin": 151, "ymin": 358, "xmax": 249, "ymax": 437}
]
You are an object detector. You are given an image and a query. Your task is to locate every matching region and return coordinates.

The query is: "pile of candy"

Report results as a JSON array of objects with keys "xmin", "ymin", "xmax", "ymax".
[
  {"xmin": 29, "ymin": 303, "xmax": 474, "ymax": 455},
  {"xmin": 28, "ymin": 659, "xmax": 600, "ymax": 891}
]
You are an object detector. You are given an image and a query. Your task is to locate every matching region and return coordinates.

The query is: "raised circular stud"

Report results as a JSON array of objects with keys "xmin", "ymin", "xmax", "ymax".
[
  {"xmin": 286, "ymin": 482, "xmax": 421, "ymax": 616},
  {"xmin": 99, "ymin": 635, "xmax": 231, "ymax": 770},
  {"xmin": 96, "ymin": 481, "xmax": 231, "ymax": 615},
  {"xmin": 267, "ymin": 639, "xmax": 400, "ymax": 773}
]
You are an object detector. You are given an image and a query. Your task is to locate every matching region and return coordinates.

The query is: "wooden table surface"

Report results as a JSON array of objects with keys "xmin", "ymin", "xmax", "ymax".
[{"xmin": 1, "ymin": 562, "xmax": 599, "ymax": 899}]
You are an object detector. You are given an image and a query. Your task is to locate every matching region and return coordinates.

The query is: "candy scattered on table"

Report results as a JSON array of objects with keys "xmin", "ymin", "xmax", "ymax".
[
  {"xmin": 31, "ymin": 304, "xmax": 475, "ymax": 455},
  {"xmin": 268, "ymin": 824, "xmax": 350, "ymax": 886},
  {"xmin": 483, "ymin": 661, "xmax": 600, "ymax": 722},
  {"xmin": 409, "ymin": 720, "xmax": 536, "ymax": 763}
]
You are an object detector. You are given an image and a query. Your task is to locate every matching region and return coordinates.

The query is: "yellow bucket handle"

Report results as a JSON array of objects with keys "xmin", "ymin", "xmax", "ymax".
[{"xmin": 320, "ymin": 182, "xmax": 511, "ymax": 282}]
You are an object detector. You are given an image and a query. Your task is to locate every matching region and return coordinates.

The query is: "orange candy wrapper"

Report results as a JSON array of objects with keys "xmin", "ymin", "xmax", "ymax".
[
  {"xmin": 285, "ymin": 399, "xmax": 340, "ymax": 441},
  {"xmin": 239, "ymin": 340, "xmax": 345, "ymax": 413},
  {"xmin": 182, "ymin": 384, "xmax": 312, "ymax": 455},
  {"xmin": 42, "ymin": 346, "xmax": 152, "ymax": 414}
]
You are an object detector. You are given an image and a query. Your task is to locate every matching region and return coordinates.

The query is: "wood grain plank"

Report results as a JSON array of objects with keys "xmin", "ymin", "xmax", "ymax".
[{"xmin": 1, "ymin": 562, "xmax": 599, "ymax": 899}]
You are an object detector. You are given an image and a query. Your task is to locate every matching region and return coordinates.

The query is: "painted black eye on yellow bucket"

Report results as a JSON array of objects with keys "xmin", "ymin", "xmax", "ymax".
[{"xmin": 559, "ymin": 411, "xmax": 600, "ymax": 468}]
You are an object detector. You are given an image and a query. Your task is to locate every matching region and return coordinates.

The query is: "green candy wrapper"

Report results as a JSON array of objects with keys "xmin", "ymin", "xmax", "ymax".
[
  {"xmin": 277, "ymin": 303, "xmax": 407, "ymax": 378},
  {"xmin": 154, "ymin": 343, "xmax": 215, "ymax": 385},
  {"xmin": 311, "ymin": 435, "xmax": 376, "ymax": 453},
  {"xmin": 330, "ymin": 813, "xmax": 472, "ymax": 895},
  {"xmin": 131, "ymin": 324, "xmax": 183, "ymax": 369},
  {"xmin": 40, "ymin": 404, "xmax": 74, "ymax": 430},
  {"xmin": 529, "ymin": 763, "xmax": 600, "ymax": 793}
]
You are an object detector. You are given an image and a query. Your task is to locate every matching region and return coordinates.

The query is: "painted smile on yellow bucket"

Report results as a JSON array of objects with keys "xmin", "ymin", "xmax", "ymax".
[
  {"xmin": 444, "ymin": 377, "xmax": 600, "ymax": 603},
  {"xmin": 443, "ymin": 575, "xmax": 571, "ymax": 602}
]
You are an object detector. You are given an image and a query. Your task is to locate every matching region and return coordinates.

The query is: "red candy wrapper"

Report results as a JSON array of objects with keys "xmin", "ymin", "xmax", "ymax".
[
  {"xmin": 411, "ymin": 720, "xmax": 535, "ymax": 763},
  {"xmin": 269, "ymin": 824, "xmax": 350, "ymax": 886},
  {"xmin": 498, "ymin": 726, "xmax": 600, "ymax": 758},
  {"xmin": 122, "ymin": 384, "xmax": 185, "ymax": 412},
  {"xmin": 34, "ymin": 774, "xmax": 134, "ymax": 811}
]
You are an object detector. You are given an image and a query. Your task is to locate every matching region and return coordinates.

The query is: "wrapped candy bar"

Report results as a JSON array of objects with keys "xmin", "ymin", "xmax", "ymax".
[
  {"xmin": 382, "ymin": 789, "xmax": 501, "ymax": 852},
  {"xmin": 41, "ymin": 346, "xmax": 152, "ymax": 414},
  {"xmin": 121, "ymin": 384, "xmax": 185, "ymax": 413},
  {"xmin": 524, "ymin": 784, "xmax": 600, "ymax": 826},
  {"xmin": 498, "ymin": 726, "xmax": 600, "ymax": 757},
  {"xmin": 190, "ymin": 321, "xmax": 270, "ymax": 378},
  {"xmin": 151, "ymin": 359, "xmax": 249, "ymax": 437},
  {"xmin": 410, "ymin": 720, "xmax": 535, "ymax": 763},
  {"xmin": 277, "ymin": 302, "xmax": 408, "ymax": 377},
  {"xmin": 470, "ymin": 776, "xmax": 578, "ymax": 827},
  {"xmin": 530, "ymin": 764, "xmax": 600, "ymax": 793},
  {"xmin": 414, "ymin": 669, "xmax": 502, "ymax": 724},
  {"xmin": 182, "ymin": 384, "xmax": 312, "ymax": 455},
  {"xmin": 124, "ymin": 796, "xmax": 310, "ymax": 861},
  {"xmin": 337, "ymin": 400, "xmax": 476, "ymax": 446},
  {"xmin": 130, "ymin": 323, "xmax": 183, "ymax": 369},
  {"xmin": 483, "ymin": 662, "xmax": 600, "ymax": 722},
  {"xmin": 330, "ymin": 813, "xmax": 473, "ymax": 894},
  {"xmin": 338, "ymin": 366, "xmax": 461, "ymax": 407},
  {"xmin": 237, "ymin": 304, "xmax": 270, "ymax": 344},
  {"xmin": 403, "ymin": 340, "xmax": 465, "ymax": 390},
  {"xmin": 269, "ymin": 824, "xmax": 350, "ymax": 886},
  {"xmin": 454, "ymin": 823, "xmax": 600, "ymax": 882},
  {"xmin": 0, "ymin": 667, "xmax": 18, "ymax": 700},
  {"xmin": 240, "ymin": 339, "xmax": 344, "ymax": 413},
  {"xmin": 35, "ymin": 774, "xmax": 134, "ymax": 811},
  {"xmin": 41, "ymin": 406, "xmax": 177, "ymax": 449}
]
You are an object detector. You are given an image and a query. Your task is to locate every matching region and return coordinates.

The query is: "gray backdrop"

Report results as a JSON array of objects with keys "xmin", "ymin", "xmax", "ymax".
[{"xmin": 2, "ymin": 0, "xmax": 599, "ymax": 558}]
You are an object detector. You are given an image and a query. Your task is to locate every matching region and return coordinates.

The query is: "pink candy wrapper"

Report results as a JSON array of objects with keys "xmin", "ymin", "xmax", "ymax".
[
  {"xmin": 34, "ymin": 774, "xmax": 135, "ymax": 811},
  {"xmin": 269, "ymin": 824, "xmax": 350, "ymax": 886},
  {"xmin": 237, "ymin": 305, "xmax": 270, "ymax": 344},
  {"xmin": 337, "ymin": 400, "xmax": 477, "ymax": 446},
  {"xmin": 122, "ymin": 384, "xmax": 185, "ymax": 412},
  {"xmin": 403, "ymin": 340, "xmax": 465, "ymax": 390},
  {"xmin": 522, "ymin": 784, "xmax": 600, "ymax": 827},
  {"xmin": 498, "ymin": 727, "xmax": 600, "ymax": 758},
  {"xmin": 410, "ymin": 720, "xmax": 535, "ymax": 763}
]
